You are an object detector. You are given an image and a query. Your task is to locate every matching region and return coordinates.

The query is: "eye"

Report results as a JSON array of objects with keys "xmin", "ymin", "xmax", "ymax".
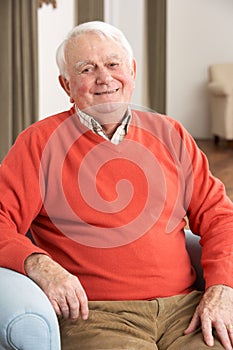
[
  {"xmin": 81, "ymin": 65, "xmax": 95, "ymax": 74},
  {"xmin": 108, "ymin": 62, "xmax": 120, "ymax": 69}
]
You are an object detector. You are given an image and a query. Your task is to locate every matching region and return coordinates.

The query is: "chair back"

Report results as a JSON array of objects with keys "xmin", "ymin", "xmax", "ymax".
[{"xmin": 209, "ymin": 63, "xmax": 233, "ymax": 83}]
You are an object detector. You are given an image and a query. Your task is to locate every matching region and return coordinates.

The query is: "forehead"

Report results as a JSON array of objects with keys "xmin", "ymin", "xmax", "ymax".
[{"xmin": 65, "ymin": 32, "xmax": 128, "ymax": 63}]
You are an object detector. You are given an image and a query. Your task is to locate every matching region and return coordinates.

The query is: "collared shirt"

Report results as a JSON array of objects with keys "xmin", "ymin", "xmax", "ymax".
[{"xmin": 76, "ymin": 106, "xmax": 131, "ymax": 145}]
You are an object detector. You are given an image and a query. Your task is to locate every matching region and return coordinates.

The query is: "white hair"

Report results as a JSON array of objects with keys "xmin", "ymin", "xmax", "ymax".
[{"xmin": 56, "ymin": 21, "xmax": 134, "ymax": 79}]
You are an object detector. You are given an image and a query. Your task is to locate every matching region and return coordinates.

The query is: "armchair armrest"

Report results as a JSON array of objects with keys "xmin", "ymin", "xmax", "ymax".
[
  {"xmin": 0, "ymin": 267, "xmax": 61, "ymax": 350},
  {"xmin": 207, "ymin": 82, "xmax": 231, "ymax": 96}
]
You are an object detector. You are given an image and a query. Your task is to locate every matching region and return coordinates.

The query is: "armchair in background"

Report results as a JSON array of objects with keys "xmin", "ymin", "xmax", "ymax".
[
  {"xmin": 208, "ymin": 63, "xmax": 233, "ymax": 145},
  {"xmin": 0, "ymin": 230, "xmax": 204, "ymax": 350}
]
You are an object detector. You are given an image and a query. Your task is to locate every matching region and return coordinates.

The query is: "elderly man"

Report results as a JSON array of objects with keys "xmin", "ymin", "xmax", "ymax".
[{"xmin": 1, "ymin": 21, "xmax": 233, "ymax": 350}]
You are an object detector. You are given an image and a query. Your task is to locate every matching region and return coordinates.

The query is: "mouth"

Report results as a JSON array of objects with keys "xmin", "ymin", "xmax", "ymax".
[{"xmin": 94, "ymin": 88, "xmax": 119, "ymax": 96}]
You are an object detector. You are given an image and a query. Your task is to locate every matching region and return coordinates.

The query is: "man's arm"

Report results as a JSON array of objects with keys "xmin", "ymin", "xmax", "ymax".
[
  {"xmin": 172, "ymin": 124, "xmax": 233, "ymax": 348},
  {"xmin": 185, "ymin": 284, "xmax": 233, "ymax": 350},
  {"xmin": 24, "ymin": 253, "xmax": 89, "ymax": 320}
]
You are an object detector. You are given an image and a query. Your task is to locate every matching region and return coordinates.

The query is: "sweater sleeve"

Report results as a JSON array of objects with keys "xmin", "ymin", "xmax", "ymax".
[
  {"xmin": 178, "ymin": 125, "xmax": 233, "ymax": 289},
  {"xmin": 0, "ymin": 126, "xmax": 51, "ymax": 274}
]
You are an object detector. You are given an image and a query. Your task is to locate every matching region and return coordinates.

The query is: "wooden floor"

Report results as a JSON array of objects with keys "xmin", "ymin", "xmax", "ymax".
[{"xmin": 196, "ymin": 139, "xmax": 233, "ymax": 202}]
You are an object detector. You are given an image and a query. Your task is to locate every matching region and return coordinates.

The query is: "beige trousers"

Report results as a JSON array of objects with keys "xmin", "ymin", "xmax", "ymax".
[{"xmin": 59, "ymin": 291, "xmax": 223, "ymax": 350}]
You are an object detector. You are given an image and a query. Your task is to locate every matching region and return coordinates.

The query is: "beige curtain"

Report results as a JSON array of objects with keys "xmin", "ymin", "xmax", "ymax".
[
  {"xmin": 0, "ymin": 0, "xmax": 38, "ymax": 161},
  {"xmin": 74, "ymin": 0, "xmax": 104, "ymax": 24},
  {"xmin": 146, "ymin": 0, "xmax": 166, "ymax": 114}
]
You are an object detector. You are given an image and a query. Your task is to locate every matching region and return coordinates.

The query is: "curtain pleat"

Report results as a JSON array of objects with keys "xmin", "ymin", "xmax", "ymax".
[
  {"xmin": 0, "ymin": 0, "xmax": 38, "ymax": 161},
  {"xmin": 146, "ymin": 0, "xmax": 166, "ymax": 114},
  {"xmin": 75, "ymin": 0, "xmax": 104, "ymax": 24}
]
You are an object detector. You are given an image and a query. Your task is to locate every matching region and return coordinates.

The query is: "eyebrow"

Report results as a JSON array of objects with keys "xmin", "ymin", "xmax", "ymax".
[
  {"xmin": 75, "ymin": 54, "xmax": 123, "ymax": 70},
  {"xmin": 75, "ymin": 60, "xmax": 95, "ymax": 70}
]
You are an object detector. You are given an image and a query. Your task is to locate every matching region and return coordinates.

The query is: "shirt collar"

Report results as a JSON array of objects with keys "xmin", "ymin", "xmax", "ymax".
[{"xmin": 76, "ymin": 105, "xmax": 132, "ymax": 144}]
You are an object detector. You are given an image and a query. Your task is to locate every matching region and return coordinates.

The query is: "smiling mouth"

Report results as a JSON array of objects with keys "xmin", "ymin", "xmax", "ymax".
[{"xmin": 95, "ymin": 88, "xmax": 119, "ymax": 96}]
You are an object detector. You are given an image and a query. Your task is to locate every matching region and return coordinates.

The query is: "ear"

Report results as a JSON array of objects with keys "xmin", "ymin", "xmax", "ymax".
[
  {"xmin": 58, "ymin": 75, "xmax": 74, "ymax": 103},
  {"xmin": 131, "ymin": 59, "xmax": 137, "ymax": 80}
]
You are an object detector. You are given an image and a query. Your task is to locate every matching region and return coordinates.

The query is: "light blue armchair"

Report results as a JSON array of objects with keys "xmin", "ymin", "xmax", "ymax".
[
  {"xmin": 0, "ymin": 230, "xmax": 204, "ymax": 350},
  {"xmin": 0, "ymin": 267, "xmax": 61, "ymax": 350}
]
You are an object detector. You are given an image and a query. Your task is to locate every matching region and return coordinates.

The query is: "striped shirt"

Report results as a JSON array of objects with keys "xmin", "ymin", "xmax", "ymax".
[{"xmin": 76, "ymin": 106, "xmax": 131, "ymax": 145}]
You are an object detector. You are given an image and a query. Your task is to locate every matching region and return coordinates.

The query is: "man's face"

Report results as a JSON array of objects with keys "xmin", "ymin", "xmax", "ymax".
[{"xmin": 59, "ymin": 32, "xmax": 136, "ymax": 119}]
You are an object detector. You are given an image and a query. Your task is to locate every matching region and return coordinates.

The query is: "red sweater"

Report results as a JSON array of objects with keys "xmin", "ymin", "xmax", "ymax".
[{"xmin": 1, "ymin": 106, "xmax": 233, "ymax": 301}]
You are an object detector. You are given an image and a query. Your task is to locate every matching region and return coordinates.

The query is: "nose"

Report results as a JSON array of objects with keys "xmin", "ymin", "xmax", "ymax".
[{"xmin": 96, "ymin": 67, "xmax": 113, "ymax": 85}]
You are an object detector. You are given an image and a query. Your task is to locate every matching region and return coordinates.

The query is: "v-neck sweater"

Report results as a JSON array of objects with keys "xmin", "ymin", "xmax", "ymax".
[{"xmin": 1, "ymin": 106, "xmax": 233, "ymax": 300}]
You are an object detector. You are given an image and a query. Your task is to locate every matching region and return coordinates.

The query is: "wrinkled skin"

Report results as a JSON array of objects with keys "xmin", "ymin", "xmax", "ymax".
[
  {"xmin": 185, "ymin": 284, "xmax": 233, "ymax": 349},
  {"xmin": 25, "ymin": 254, "xmax": 89, "ymax": 321}
]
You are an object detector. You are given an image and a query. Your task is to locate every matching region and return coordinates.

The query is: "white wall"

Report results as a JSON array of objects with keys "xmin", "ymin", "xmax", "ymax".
[
  {"xmin": 38, "ymin": 0, "xmax": 75, "ymax": 119},
  {"xmin": 166, "ymin": 0, "xmax": 233, "ymax": 138}
]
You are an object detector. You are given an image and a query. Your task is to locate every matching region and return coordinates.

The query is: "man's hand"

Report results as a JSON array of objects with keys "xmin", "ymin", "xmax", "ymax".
[
  {"xmin": 184, "ymin": 285, "xmax": 233, "ymax": 350},
  {"xmin": 24, "ymin": 253, "xmax": 89, "ymax": 321}
]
